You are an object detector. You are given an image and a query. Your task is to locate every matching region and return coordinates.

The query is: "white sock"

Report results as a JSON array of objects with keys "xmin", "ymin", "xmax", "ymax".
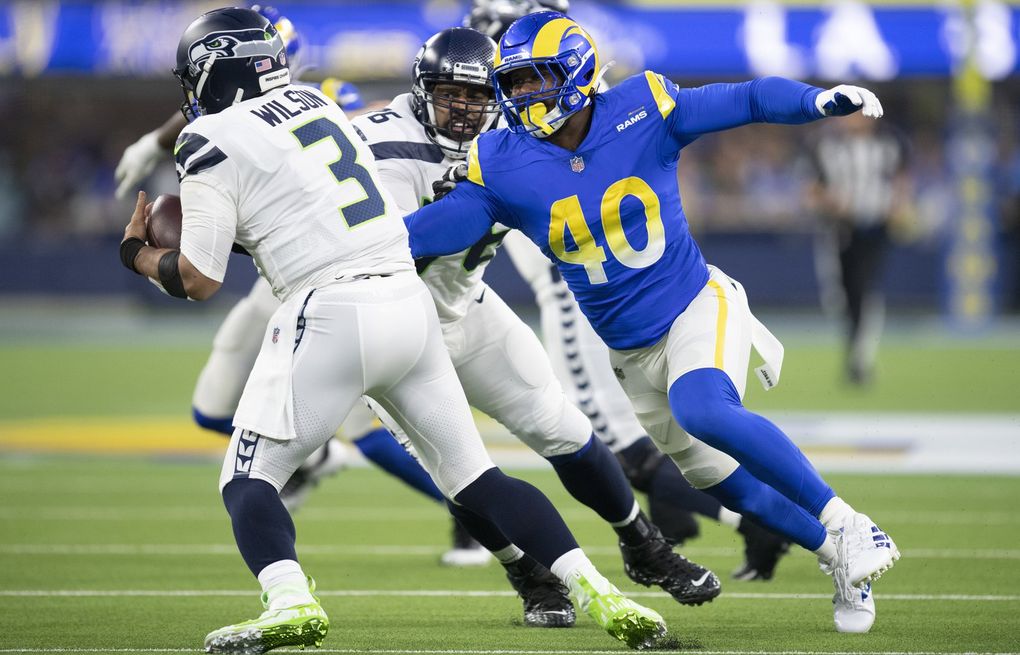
[
  {"xmin": 814, "ymin": 533, "xmax": 837, "ymax": 566},
  {"xmin": 493, "ymin": 544, "xmax": 525, "ymax": 564},
  {"xmin": 609, "ymin": 501, "xmax": 641, "ymax": 528},
  {"xmin": 717, "ymin": 507, "xmax": 742, "ymax": 529},
  {"xmin": 257, "ymin": 559, "xmax": 315, "ymax": 610},
  {"xmin": 818, "ymin": 496, "xmax": 855, "ymax": 529},
  {"xmin": 550, "ymin": 548, "xmax": 613, "ymax": 596}
]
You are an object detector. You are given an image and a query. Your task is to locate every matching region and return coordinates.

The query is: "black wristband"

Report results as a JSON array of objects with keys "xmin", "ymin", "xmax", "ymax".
[
  {"xmin": 119, "ymin": 237, "xmax": 146, "ymax": 274},
  {"xmin": 157, "ymin": 251, "xmax": 189, "ymax": 299}
]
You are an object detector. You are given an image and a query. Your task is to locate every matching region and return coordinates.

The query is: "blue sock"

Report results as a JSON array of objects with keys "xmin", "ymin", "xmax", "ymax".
[
  {"xmin": 222, "ymin": 478, "xmax": 297, "ymax": 576},
  {"xmin": 353, "ymin": 428, "xmax": 445, "ymax": 503},
  {"xmin": 446, "ymin": 500, "xmax": 511, "ymax": 552},
  {"xmin": 704, "ymin": 466, "xmax": 826, "ymax": 550},
  {"xmin": 547, "ymin": 435, "xmax": 635, "ymax": 524},
  {"xmin": 454, "ymin": 468, "xmax": 578, "ymax": 569},
  {"xmin": 192, "ymin": 407, "xmax": 234, "ymax": 436},
  {"xmin": 669, "ymin": 368, "xmax": 835, "ymax": 516}
]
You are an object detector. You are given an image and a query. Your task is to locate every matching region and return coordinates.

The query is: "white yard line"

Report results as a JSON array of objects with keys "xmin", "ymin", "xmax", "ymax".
[
  {"xmin": 0, "ymin": 644, "xmax": 1015, "ymax": 648},
  {"xmin": 0, "ymin": 507, "xmax": 1016, "ymax": 525},
  {"xmin": 2, "ymin": 543, "xmax": 1019, "ymax": 559},
  {"xmin": 0, "ymin": 589, "xmax": 1017, "ymax": 601}
]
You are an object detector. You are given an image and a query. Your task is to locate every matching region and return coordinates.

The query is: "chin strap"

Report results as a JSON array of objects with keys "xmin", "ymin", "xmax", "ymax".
[{"xmin": 590, "ymin": 60, "xmax": 615, "ymax": 93}]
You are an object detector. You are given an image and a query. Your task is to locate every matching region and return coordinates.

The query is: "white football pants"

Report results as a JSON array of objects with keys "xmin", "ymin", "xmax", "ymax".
[
  {"xmin": 218, "ymin": 273, "xmax": 494, "ymax": 498},
  {"xmin": 444, "ymin": 283, "xmax": 592, "ymax": 457},
  {"xmin": 607, "ymin": 266, "xmax": 762, "ymax": 489}
]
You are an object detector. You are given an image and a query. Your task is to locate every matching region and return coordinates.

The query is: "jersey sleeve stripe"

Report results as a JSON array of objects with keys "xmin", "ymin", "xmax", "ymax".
[
  {"xmin": 369, "ymin": 141, "xmax": 444, "ymax": 163},
  {"xmin": 174, "ymin": 133, "xmax": 210, "ymax": 167},
  {"xmin": 186, "ymin": 147, "xmax": 228, "ymax": 176},
  {"xmin": 467, "ymin": 139, "xmax": 484, "ymax": 187},
  {"xmin": 644, "ymin": 71, "xmax": 676, "ymax": 120}
]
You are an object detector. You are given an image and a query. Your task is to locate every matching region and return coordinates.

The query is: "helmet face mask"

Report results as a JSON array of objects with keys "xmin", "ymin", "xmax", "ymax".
[
  {"xmin": 173, "ymin": 8, "xmax": 291, "ymax": 120},
  {"xmin": 411, "ymin": 28, "xmax": 500, "ymax": 160},
  {"xmin": 492, "ymin": 11, "xmax": 599, "ymax": 138},
  {"xmin": 424, "ymin": 80, "xmax": 498, "ymax": 148}
]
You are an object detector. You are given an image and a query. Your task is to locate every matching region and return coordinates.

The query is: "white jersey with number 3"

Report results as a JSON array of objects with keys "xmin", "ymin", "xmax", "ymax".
[
  {"xmin": 176, "ymin": 84, "xmax": 413, "ymax": 302},
  {"xmin": 352, "ymin": 94, "xmax": 508, "ymax": 323}
]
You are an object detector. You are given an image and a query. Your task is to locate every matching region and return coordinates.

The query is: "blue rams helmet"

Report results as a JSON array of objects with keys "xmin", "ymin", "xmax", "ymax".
[
  {"xmin": 173, "ymin": 7, "xmax": 290, "ymax": 119},
  {"xmin": 492, "ymin": 11, "xmax": 599, "ymax": 137}
]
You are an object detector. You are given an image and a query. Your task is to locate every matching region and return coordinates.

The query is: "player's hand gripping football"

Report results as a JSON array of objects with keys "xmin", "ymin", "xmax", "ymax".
[
  {"xmin": 431, "ymin": 163, "xmax": 468, "ymax": 202},
  {"xmin": 114, "ymin": 131, "xmax": 166, "ymax": 199},
  {"xmin": 815, "ymin": 85, "xmax": 883, "ymax": 119}
]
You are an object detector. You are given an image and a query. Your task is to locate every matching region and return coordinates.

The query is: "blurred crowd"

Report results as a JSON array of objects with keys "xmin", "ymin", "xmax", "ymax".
[{"xmin": 0, "ymin": 76, "xmax": 1017, "ymax": 311}]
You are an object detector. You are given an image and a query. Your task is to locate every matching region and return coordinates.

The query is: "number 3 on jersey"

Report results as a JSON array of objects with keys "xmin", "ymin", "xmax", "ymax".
[
  {"xmin": 549, "ymin": 176, "xmax": 665, "ymax": 284},
  {"xmin": 291, "ymin": 117, "xmax": 386, "ymax": 228}
]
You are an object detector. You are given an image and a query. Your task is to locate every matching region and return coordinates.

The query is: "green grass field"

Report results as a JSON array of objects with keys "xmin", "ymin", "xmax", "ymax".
[
  {"xmin": 0, "ymin": 458, "xmax": 1018, "ymax": 654},
  {"xmin": 1, "ymin": 319, "xmax": 1018, "ymax": 653}
]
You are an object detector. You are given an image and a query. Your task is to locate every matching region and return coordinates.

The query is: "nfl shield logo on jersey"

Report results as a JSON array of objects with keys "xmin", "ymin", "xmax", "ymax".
[{"xmin": 570, "ymin": 155, "xmax": 585, "ymax": 173}]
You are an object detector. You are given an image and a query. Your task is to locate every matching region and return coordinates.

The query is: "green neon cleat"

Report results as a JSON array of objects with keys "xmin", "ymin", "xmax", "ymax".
[
  {"xmin": 204, "ymin": 577, "xmax": 329, "ymax": 654},
  {"xmin": 567, "ymin": 573, "xmax": 668, "ymax": 650}
]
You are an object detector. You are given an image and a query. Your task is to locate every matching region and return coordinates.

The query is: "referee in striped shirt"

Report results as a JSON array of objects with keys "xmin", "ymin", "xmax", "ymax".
[{"xmin": 807, "ymin": 112, "xmax": 911, "ymax": 385}]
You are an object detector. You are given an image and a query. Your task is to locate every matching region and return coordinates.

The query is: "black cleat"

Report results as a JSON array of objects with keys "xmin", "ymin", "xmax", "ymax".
[
  {"xmin": 732, "ymin": 518, "xmax": 790, "ymax": 581},
  {"xmin": 503, "ymin": 555, "xmax": 576, "ymax": 628},
  {"xmin": 619, "ymin": 514, "xmax": 721, "ymax": 606}
]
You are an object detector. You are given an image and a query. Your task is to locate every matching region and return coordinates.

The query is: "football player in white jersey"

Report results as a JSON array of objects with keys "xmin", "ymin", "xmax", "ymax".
[
  {"xmin": 466, "ymin": 0, "xmax": 790, "ymax": 581},
  {"xmin": 119, "ymin": 8, "xmax": 670, "ymax": 653},
  {"xmin": 349, "ymin": 26, "xmax": 720, "ymax": 622},
  {"xmin": 113, "ymin": 5, "xmax": 489, "ymax": 565}
]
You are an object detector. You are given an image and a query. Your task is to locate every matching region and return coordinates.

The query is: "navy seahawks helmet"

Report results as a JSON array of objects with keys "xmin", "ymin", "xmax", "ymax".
[
  {"xmin": 464, "ymin": 0, "xmax": 570, "ymax": 40},
  {"xmin": 173, "ymin": 7, "xmax": 291, "ymax": 120},
  {"xmin": 411, "ymin": 28, "xmax": 500, "ymax": 159}
]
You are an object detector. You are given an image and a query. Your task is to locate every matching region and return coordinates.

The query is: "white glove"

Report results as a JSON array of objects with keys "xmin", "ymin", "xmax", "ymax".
[
  {"xmin": 815, "ymin": 84, "xmax": 883, "ymax": 119},
  {"xmin": 114, "ymin": 131, "xmax": 167, "ymax": 199}
]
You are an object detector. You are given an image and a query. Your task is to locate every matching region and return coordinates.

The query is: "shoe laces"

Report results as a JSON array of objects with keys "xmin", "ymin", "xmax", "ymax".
[{"xmin": 628, "ymin": 535, "xmax": 704, "ymax": 579}]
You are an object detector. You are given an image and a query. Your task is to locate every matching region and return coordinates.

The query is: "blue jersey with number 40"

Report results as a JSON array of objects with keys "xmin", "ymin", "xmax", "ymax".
[{"xmin": 405, "ymin": 72, "xmax": 824, "ymax": 350}]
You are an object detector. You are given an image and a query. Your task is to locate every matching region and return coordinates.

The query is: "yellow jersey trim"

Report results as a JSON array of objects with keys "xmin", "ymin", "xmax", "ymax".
[
  {"xmin": 467, "ymin": 139, "xmax": 484, "ymax": 187},
  {"xmin": 707, "ymin": 279, "xmax": 728, "ymax": 369},
  {"xmin": 644, "ymin": 71, "xmax": 676, "ymax": 120}
]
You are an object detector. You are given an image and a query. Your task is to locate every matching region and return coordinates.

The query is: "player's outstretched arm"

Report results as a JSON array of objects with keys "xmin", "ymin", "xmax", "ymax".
[
  {"xmin": 120, "ymin": 191, "xmax": 222, "ymax": 300},
  {"xmin": 114, "ymin": 112, "xmax": 188, "ymax": 199},
  {"xmin": 674, "ymin": 77, "xmax": 826, "ymax": 137},
  {"xmin": 403, "ymin": 180, "xmax": 505, "ymax": 259}
]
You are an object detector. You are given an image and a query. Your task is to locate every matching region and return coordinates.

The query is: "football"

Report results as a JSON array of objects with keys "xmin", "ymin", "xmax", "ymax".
[{"xmin": 145, "ymin": 193, "xmax": 182, "ymax": 250}]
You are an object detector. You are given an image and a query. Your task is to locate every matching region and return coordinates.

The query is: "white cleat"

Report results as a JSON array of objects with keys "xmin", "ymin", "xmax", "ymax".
[
  {"xmin": 838, "ymin": 513, "xmax": 900, "ymax": 587},
  {"xmin": 833, "ymin": 581, "xmax": 875, "ymax": 633},
  {"xmin": 439, "ymin": 518, "xmax": 491, "ymax": 567}
]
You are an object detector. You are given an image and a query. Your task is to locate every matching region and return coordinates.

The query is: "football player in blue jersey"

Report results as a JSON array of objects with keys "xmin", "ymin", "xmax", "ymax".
[
  {"xmin": 404, "ymin": 11, "xmax": 899, "ymax": 634},
  {"xmin": 467, "ymin": 0, "xmax": 791, "ymax": 581}
]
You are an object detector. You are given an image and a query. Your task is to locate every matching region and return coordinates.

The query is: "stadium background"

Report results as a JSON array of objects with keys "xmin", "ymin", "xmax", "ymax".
[{"xmin": 0, "ymin": 2, "xmax": 1018, "ymax": 653}]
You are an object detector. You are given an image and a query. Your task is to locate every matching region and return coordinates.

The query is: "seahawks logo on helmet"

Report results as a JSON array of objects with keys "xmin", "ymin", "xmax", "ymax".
[{"xmin": 186, "ymin": 28, "xmax": 282, "ymax": 72}]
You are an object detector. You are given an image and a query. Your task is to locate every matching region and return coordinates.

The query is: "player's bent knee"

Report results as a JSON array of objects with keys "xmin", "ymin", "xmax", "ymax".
[
  {"xmin": 192, "ymin": 407, "xmax": 235, "ymax": 436},
  {"xmin": 669, "ymin": 440, "xmax": 740, "ymax": 489},
  {"xmin": 668, "ymin": 368, "xmax": 743, "ymax": 439},
  {"xmin": 506, "ymin": 385, "xmax": 592, "ymax": 458}
]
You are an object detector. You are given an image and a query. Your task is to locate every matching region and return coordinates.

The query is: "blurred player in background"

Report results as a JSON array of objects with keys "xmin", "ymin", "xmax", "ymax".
[
  {"xmin": 806, "ymin": 112, "xmax": 910, "ymax": 386},
  {"xmin": 404, "ymin": 10, "xmax": 901, "ymax": 634},
  {"xmin": 351, "ymin": 25, "xmax": 721, "ymax": 623},
  {"xmin": 114, "ymin": 4, "xmax": 490, "ymax": 566},
  {"xmin": 120, "ymin": 8, "xmax": 671, "ymax": 652},
  {"xmin": 467, "ymin": 0, "xmax": 790, "ymax": 582}
]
